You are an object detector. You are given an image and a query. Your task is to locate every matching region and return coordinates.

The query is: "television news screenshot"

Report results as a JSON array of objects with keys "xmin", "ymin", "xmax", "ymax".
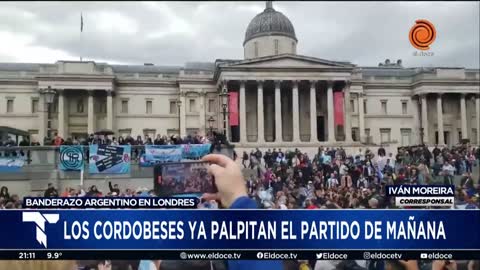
[{"xmin": 0, "ymin": 1, "xmax": 479, "ymax": 269}]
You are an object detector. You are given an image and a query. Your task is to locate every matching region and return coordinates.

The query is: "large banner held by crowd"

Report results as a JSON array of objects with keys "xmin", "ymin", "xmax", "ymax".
[
  {"xmin": 59, "ymin": 146, "xmax": 84, "ymax": 171},
  {"xmin": 89, "ymin": 144, "xmax": 131, "ymax": 174},
  {"xmin": 182, "ymin": 144, "xmax": 211, "ymax": 159},
  {"xmin": 140, "ymin": 144, "xmax": 212, "ymax": 166},
  {"xmin": 0, "ymin": 157, "xmax": 24, "ymax": 173},
  {"xmin": 139, "ymin": 145, "xmax": 183, "ymax": 167}
]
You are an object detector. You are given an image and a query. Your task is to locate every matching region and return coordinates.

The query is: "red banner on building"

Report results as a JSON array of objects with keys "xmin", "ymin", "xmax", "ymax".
[
  {"xmin": 229, "ymin": 91, "xmax": 239, "ymax": 126},
  {"xmin": 333, "ymin": 92, "xmax": 344, "ymax": 127}
]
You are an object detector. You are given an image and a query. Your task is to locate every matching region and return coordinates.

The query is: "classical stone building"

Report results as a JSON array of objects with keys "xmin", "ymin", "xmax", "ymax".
[{"xmin": 0, "ymin": 1, "xmax": 479, "ymax": 152}]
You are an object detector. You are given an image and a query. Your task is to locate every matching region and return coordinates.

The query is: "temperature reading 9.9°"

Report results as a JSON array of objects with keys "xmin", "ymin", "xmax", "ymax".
[{"xmin": 47, "ymin": 252, "xmax": 63, "ymax": 259}]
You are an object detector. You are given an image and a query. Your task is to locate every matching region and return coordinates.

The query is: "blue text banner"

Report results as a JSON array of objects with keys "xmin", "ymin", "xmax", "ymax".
[{"xmin": 0, "ymin": 210, "xmax": 478, "ymax": 250}]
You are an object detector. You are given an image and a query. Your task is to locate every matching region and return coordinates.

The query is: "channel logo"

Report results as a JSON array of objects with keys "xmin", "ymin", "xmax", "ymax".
[
  {"xmin": 22, "ymin": 212, "xmax": 59, "ymax": 248},
  {"xmin": 409, "ymin": 19, "xmax": 436, "ymax": 50}
]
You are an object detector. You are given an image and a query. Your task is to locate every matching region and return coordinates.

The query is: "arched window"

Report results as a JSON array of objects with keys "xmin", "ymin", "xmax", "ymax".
[
  {"xmin": 254, "ymin": 41, "xmax": 259, "ymax": 58},
  {"xmin": 274, "ymin": 39, "xmax": 279, "ymax": 55},
  {"xmin": 291, "ymin": 42, "xmax": 295, "ymax": 54}
]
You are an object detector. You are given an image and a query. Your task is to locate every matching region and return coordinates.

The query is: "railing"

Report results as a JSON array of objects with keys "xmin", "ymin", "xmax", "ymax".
[
  {"xmin": 0, "ymin": 145, "xmax": 154, "ymax": 181},
  {"xmin": 1, "ymin": 145, "xmax": 477, "ymax": 177}
]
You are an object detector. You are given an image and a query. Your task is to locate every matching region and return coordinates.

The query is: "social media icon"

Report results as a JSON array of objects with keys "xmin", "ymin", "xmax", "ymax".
[
  {"xmin": 420, "ymin": 253, "xmax": 428, "ymax": 259},
  {"xmin": 316, "ymin": 253, "xmax": 323, "ymax": 259}
]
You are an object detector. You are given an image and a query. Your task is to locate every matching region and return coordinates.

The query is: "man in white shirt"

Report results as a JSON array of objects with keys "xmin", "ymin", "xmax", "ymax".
[
  {"xmin": 327, "ymin": 173, "xmax": 339, "ymax": 189},
  {"xmin": 339, "ymin": 161, "xmax": 350, "ymax": 187},
  {"xmin": 442, "ymin": 161, "xmax": 455, "ymax": 185},
  {"xmin": 442, "ymin": 161, "xmax": 455, "ymax": 176},
  {"xmin": 358, "ymin": 148, "xmax": 365, "ymax": 161},
  {"xmin": 357, "ymin": 177, "xmax": 368, "ymax": 188}
]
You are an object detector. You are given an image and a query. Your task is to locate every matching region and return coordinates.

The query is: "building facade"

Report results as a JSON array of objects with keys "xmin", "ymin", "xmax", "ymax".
[{"xmin": 0, "ymin": 2, "xmax": 479, "ymax": 150}]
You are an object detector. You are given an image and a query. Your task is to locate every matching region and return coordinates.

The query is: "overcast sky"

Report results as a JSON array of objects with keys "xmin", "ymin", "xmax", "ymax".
[{"xmin": 0, "ymin": 1, "xmax": 478, "ymax": 68}]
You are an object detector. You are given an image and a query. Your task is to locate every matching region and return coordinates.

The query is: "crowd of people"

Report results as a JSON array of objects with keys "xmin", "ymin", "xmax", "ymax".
[
  {"xmin": 0, "ymin": 132, "xmax": 222, "ymax": 165},
  {"xmin": 48, "ymin": 132, "xmax": 212, "ymax": 147},
  {"xmin": 1, "ymin": 129, "xmax": 231, "ymax": 150},
  {"xmin": 242, "ymin": 144, "xmax": 480, "ymax": 211},
  {"xmin": 0, "ymin": 142, "xmax": 479, "ymax": 270},
  {"xmin": 1, "ymin": 143, "xmax": 480, "ymax": 211}
]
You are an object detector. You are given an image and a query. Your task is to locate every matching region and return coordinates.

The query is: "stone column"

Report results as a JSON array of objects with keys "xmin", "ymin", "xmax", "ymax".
[
  {"xmin": 327, "ymin": 81, "xmax": 336, "ymax": 143},
  {"xmin": 292, "ymin": 80, "xmax": 300, "ymax": 142},
  {"xmin": 199, "ymin": 91, "xmax": 206, "ymax": 135},
  {"xmin": 344, "ymin": 81, "xmax": 352, "ymax": 143},
  {"xmin": 57, "ymin": 90, "xmax": 65, "ymax": 138},
  {"xmin": 310, "ymin": 80, "xmax": 317, "ymax": 142},
  {"xmin": 436, "ymin": 93, "xmax": 444, "ymax": 145},
  {"xmin": 358, "ymin": 93, "xmax": 365, "ymax": 143},
  {"xmin": 239, "ymin": 80, "xmax": 247, "ymax": 143},
  {"xmin": 460, "ymin": 94, "xmax": 468, "ymax": 140},
  {"xmin": 106, "ymin": 90, "xmax": 113, "ymax": 131},
  {"xmin": 87, "ymin": 90, "xmax": 95, "ymax": 135},
  {"xmin": 179, "ymin": 92, "xmax": 186, "ymax": 137},
  {"xmin": 257, "ymin": 81, "xmax": 265, "ymax": 143},
  {"xmin": 38, "ymin": 92, "xmax": 47, "ymax": 144},
  {"xmin": 274, "ymin": 80, "xmax": 282, "ymax": 143},
  {"xmin": 421, "ymin": 94, "xmax": 429, "ymax": 144},
  {"xmin": 476, "ymin": 95, "xmax": 480, "ymax": 145}
]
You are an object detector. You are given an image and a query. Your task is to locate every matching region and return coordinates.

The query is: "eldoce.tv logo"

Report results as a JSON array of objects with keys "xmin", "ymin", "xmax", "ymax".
[
  {"xmin": 22, "ymin": 212, "xmax": 59, "ymax": 248},
  {"xmin": 409, "ymin": 19, "xmax": 436, "ymax": 56},
  {"xmin": 409, "ymin": 19, "xmax": 436, "ymax": 50}
]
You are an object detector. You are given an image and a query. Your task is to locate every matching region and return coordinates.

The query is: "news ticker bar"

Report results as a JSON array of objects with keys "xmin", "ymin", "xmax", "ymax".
[{"xmin": 4, "ymin": 250, "xmax": 480, "ymax": 260}]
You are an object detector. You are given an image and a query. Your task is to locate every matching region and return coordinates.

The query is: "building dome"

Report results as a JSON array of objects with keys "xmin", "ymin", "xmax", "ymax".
[{"xmin": 244, "ymin": 1, "xmax": 297, "ymax": 45}]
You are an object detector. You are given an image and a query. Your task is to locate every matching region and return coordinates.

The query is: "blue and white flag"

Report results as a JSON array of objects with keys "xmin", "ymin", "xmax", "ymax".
[
  {"xmin": 139, "ymin": 145, "xmax": 183, "ymax": 167},
  {"xmin": 182, "ymin": 144, "xmax": 211, "ymax": 159},
  {"xmin": 59, "ymin": 146, "xmax": 84, "ymax": 171},
  {"xmin": 0, "ymin": 157, "xmax": 24, "ymax": 173}
]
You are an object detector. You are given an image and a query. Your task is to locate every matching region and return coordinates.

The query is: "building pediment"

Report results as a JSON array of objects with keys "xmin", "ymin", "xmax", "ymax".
[{"xmin": 219, "ymin": 54, "xmax": 355, "ymax": 69}]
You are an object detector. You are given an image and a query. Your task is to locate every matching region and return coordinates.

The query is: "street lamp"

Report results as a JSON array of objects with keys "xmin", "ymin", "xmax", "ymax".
[
  {"xmin": 208, "ymin": 116, "xmax": 215, "ymax": 136},
  {"xmin": 176, "ymin": 99, "xmax": 182, "ymax": 136},
  {"xmin": 41, "ymin": 86, "xmax": 57, "ymax": 140},
  {"xmin": 219, "ymin": 86, "xmax": 229, "ymax": 137}
]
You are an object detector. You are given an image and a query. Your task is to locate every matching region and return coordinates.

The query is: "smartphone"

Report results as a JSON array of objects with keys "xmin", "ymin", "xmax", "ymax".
[
  {"xmin": 210, "ymin": 144, "xmax": 235, "ymax": 160},
  {"xmin": 154, "ymin": 161, "xmax": 217, "ymax": 197}
]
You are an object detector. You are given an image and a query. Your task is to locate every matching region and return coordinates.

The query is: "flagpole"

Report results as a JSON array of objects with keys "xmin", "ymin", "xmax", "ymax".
[
  {"xmin": 80, "ymin": 166, "xmax": 84, "ymax": 187},
  {"xmin": 80, "ymin": 30, "xmax": 82, "ymax": 62},
  {"xmin": 80, "ymin": 12, "xmax": 83, "ymax": 62}
]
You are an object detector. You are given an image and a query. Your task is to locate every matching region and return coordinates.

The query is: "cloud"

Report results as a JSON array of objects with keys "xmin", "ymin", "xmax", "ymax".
[
  {"xmin": 0, "ymin": 31, "xmax": 75, "ymax": 63},
  {"xmin": 92, "ymin": 11, "xmax": 139, "ymax": 35},
  {"xmin": 0, "ymin": 1, "xmax": 478, "ymax": 68}
]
